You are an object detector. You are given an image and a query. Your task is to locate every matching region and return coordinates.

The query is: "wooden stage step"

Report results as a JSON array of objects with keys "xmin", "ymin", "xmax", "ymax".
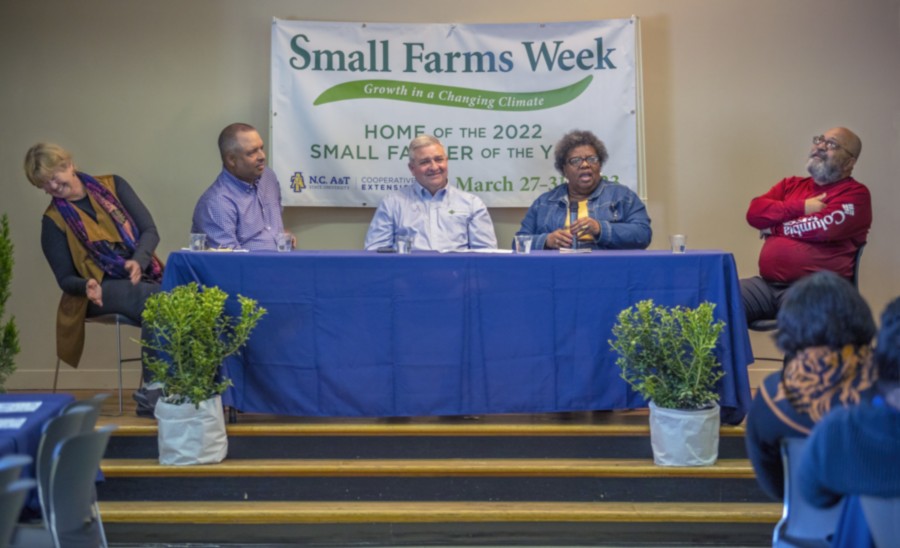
[
  {"xmin": 99, "ymin": 500, "xmax": 781, "ymax": 524},
  {"xmin": 84, "ymin": 391, "xmax": 776, "ymax": 545},
  {"xmin": 99, "ymin": 501, "xmax": 780, "ymax": 546},
  {"xmin": 102, "ymin": 418, "xmax": 749, "ymax": 437},
  {"xmin": 102, "ymin": 458, "xmax": 758, "ymax": 478}
]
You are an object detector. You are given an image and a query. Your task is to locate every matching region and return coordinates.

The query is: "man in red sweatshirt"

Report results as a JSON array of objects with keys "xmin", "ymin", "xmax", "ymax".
[{"xmin": 741, "ymin": 127, "xmax": 871, "ymax": 323}]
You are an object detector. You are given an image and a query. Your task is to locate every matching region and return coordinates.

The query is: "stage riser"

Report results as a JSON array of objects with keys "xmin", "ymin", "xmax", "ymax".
[
  {"xmin": 98, "ymin": 475, "xmax": 769, "ymax": 503},
  {"xmin": 93, "ymin": 406, "xmax": 771, "ymax": 546},
  {"xmin": 105, "ymin": 434, "xmax": 750, "ymax": 460},
  {"xmin": 104, "ymin": 521, "xmax": 774, "ymax": 546}
]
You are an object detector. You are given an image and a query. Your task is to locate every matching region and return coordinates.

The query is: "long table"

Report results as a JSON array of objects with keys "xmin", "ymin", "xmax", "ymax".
[{"xmin": 162, "ymin": 250, "xmax": 753, "ymax": 424}]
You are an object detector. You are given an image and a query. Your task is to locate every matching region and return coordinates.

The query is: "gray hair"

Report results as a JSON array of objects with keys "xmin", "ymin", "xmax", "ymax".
[{"xmin": 408, "ymin": 134, "xmax": 443, "ymax": 162}]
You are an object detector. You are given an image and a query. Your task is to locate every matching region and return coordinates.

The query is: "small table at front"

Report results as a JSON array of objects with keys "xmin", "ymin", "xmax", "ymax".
[
  {"xmin": 0, "ymin": 393, "xmax": 75, "ymax": 513},
  {"xmin": 162, "ymin": 250, "xmax": 753, "ymax": 424}
]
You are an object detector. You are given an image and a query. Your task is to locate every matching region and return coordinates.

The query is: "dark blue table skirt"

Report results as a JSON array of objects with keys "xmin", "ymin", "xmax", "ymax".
[
  {"xmin": 162, "ymin": 250, "xmax": 753, "ymax": 424},
  {"xmin": 0, "ymin": 393, "xmax": 75, "ymax": 513}
]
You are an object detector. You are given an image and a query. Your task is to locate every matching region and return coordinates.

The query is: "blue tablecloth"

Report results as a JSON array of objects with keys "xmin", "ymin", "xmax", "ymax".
[
  {"xmin": 162, "ymin": 250, "xmax": 753, "ymax": 424},
  {"xmin": 0, "ymin": 393, "xmax": 75, "ymax": 513}
]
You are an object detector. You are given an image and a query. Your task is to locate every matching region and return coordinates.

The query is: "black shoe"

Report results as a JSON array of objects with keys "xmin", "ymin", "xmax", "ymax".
[
  {"xmin": 134, "ymin": 405, "xmax": 154, "ymax": 418},
  {"xmin": 132, "ymin": 387, "xmax": 163, "ymax": 418}
]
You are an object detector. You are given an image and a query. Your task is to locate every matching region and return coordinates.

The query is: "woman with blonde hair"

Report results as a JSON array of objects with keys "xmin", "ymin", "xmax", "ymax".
[{"xmin": 24, "ymin": 142, "xmax": 164, "ymax": 416}]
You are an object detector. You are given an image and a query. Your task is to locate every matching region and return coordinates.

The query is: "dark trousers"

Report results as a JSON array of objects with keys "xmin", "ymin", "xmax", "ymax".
[
  {"xmin": 86, "ymin": 279, "xmax": 161, "ymax": 383},
  {"xmin": 740, "ymin": 276, "xmax": 791, "ymax": 324}
]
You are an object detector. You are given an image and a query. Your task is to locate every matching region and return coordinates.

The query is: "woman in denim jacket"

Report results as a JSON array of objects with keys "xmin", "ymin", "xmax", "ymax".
[{"xmin": 516, "ymin": 130, "xmax": 651, "ymax": 250}]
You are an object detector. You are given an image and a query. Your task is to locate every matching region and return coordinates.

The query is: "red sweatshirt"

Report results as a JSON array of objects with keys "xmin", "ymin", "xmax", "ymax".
[{"xmin": 746, "ymin": 176, "xmax": 871, "ymax": 283}]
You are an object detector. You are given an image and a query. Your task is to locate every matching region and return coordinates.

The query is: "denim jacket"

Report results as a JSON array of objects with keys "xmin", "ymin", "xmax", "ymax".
[{"xmin": 516, "ymin": 181, "xmax": 652, "ymax": 250}]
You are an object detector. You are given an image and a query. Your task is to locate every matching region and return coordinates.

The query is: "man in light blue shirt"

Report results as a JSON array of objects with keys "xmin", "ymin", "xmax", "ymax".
[
  {"xmin": 192, "ymin": 123, "xmax": 293, "ymax": 251},
  {"xmin": 364, "ymin": 135, "xmax": 497, "ymax": 251}
]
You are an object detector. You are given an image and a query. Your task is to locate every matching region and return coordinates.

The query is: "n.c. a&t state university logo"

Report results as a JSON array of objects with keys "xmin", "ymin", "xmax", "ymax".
[{"xmin": 290, "ymin": 172, "xmax": 306, "ymax": 193}]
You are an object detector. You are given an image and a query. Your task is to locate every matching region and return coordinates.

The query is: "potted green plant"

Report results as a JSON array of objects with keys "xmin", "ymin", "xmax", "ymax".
[
  {"xmin": 609, "ymin": 299, "xmax": 725, "ymax": 466},
  {"xmin": 0, "ymin": 214, "xmax": 20, "ymax": 393},
  {"xmin": 141, "ymin": 282, "xmax": 265, "ymax": 465}
]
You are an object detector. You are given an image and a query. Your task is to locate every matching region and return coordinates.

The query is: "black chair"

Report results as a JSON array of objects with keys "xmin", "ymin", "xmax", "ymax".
[
  {"xmin": 0, "ymin": 479, "xmax": 36, "ymax": 548},
  {"xmin": 747, "ymin": 318, "xmax": 782, "ymax": 363},
  {"xmin": 53, "ymin": 313, "xmax": 141, "ymax": 415},
  {"xmin": 750, "ymin": 244, "xmax": 865, "ymax": 362},
  {"xmin": 772, "ymin": 437, "xmax": 845, "ymax": 547}
]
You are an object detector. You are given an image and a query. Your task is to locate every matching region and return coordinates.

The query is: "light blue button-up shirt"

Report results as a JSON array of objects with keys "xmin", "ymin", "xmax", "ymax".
[
  {"xmin": 191, "ymin": 167, "xmax": 285, "ymax": 251},
  {"xmin": 364, "ymin": 182, "xmax": 497, "ymax": 251}
]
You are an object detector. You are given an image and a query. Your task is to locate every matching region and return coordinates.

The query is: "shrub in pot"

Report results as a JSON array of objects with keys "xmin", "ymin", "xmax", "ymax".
[
  {"xmin": 609, "ymin": 299, "xmax": 725, "ymax": 466},
  {"xmin": 0, "ymin": 214, "xmax": 20, "ymax": 392},
  {"xmin": 141, "ymin": 282, "xmax": 265, "ymax": 465}
]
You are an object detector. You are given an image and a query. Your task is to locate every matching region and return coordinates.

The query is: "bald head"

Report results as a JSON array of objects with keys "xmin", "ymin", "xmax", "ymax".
[
  {"xmin": 807, "ymin": 126, "xmax": 861, "ymax": 184},
  {"xmin": 829, "ymin": 127, "xmax": 862, "ymax": 160}
]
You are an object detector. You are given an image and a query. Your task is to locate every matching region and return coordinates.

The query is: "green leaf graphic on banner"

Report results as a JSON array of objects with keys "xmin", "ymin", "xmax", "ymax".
[{"xmin": 313, "ymin": 76, "xmax": 592, "ymax": 111}]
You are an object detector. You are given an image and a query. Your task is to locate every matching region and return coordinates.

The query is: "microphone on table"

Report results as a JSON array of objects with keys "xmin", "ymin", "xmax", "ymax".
[{"xmin": 569, "ymin": 201, "xmax": 579, "ymax": 250}]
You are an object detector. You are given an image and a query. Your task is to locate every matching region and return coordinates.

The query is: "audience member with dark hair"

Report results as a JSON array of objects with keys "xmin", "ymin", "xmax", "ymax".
[
  {"xmin": 745, "ymin": 271, "xmax": 877, "ymax": 500},
  {"xmin": 874, "ymin": 297, "xmax": 900, "ymax": 383},
  {"xmin": 774, "ymin": 270, "xmax": 879, "ymax": 362},
  {"xmin": 796, "ymin": 296, "xmax": 900, "ymax": 547}
]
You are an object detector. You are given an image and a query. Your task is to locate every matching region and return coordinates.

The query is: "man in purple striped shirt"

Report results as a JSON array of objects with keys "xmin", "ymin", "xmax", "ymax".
[{"xmin": 192, "ymin": 123, "xmax": 294, "ymax": 251}]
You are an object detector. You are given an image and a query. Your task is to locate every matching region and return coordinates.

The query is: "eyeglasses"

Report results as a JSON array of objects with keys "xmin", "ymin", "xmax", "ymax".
[
  {"xmin": 812, "ymin": 135, "xmax": 856, "ymax": 158},
  {"xmin": 566, "ymin": 156, "xmax": 600, "ymax": 167}
]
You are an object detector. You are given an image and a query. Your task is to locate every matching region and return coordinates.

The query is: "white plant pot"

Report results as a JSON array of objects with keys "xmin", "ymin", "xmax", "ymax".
[
  {"xmin": 648, "ymin": 401, "xmax": 719, "ymax": 466},
  {"xmin": 155, "ymin": 394, "xmax": 228, "ymax": 465}
]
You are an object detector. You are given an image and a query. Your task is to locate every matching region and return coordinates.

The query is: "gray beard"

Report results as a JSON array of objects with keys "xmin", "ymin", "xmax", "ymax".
[{"xmin": 806, "ymin": 156, "xmax": 843, "ymax": 184}]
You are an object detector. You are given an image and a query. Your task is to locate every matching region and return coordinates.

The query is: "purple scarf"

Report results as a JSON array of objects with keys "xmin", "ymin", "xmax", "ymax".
[{"xmin": 52, "ymin": 172, "xmax": 163, "ymax": 282}]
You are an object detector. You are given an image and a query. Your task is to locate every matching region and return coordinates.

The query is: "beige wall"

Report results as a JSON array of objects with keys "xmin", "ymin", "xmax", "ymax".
[{"xmin": 1, "ymin": 0, "xmax": 898, "ymax": 389}]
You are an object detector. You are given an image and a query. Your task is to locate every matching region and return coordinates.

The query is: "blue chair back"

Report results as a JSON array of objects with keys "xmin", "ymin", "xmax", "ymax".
[
  {"xmin": 60, "ymin": 393, "xmax": 111, "ymax": 433},
  {"xmin": 772, "ymin": 437, "xmax": 845, "ymax": 547},
  {"xmin": 0, "ymin": 455, "xmax": 31, "ymax": 491},
  {"xmin": 35, "ymin": 407, "xmax": 91, "ymax": 521},
  {"xmin": 860, "ymin": 495, "xmax": 900, "ymax": 548},
  {"xmin": 0, "ymin": 479, "xmax": 37, "ymax": 548},
  {"xmin": 47, "ymin": 425, "xmax": 115, "ymax": 548}
]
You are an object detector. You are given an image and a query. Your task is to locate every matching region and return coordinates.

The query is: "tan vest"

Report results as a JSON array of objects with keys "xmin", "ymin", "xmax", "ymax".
[{"xmin": 44, "ymin": 175, "xmax": 120, "ymax": 368}]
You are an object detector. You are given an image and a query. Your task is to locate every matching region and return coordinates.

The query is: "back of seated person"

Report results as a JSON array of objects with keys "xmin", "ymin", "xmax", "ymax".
[
  {"xmin": 797, "ymin": 296, "xmax": 900, "ymax": 547},
  {"xmin": 744, "ymin": 271, "xmax": 877, "ymax": 501}
]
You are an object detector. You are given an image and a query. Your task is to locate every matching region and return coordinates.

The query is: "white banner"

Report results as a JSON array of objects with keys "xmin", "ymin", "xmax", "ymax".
[{"xmin": 271, "ymin": 19, "xmax": 640, "ymax": 207}]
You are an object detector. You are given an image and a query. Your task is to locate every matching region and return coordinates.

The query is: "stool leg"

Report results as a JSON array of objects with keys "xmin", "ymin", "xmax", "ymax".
[
  {"xmin": 53, "ymin": 358, "xmax": 61, "ymax": 392},
  {"xmin": 115, "ymin": 319, "xmax": 123, "ymax": 415}
]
